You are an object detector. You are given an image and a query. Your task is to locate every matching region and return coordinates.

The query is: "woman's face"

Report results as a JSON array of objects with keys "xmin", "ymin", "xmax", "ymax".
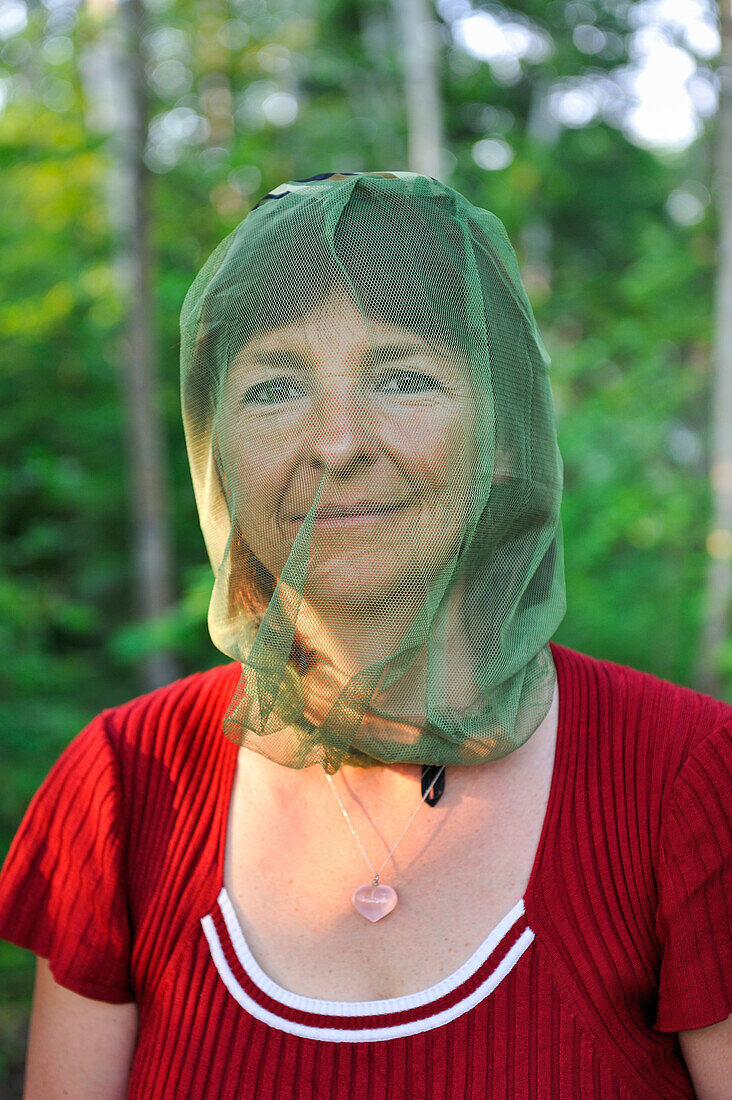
[{"xmin": 219, "ymin": 287, "xmax": 478, "ymax": 615}]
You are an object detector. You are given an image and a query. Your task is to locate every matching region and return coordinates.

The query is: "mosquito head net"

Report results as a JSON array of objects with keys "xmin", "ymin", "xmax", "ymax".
[{"xmin": 180, "ymin": 171, "xmax": 565, "ymax": 772}]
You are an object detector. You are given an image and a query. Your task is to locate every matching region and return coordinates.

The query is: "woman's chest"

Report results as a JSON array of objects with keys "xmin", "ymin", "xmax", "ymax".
[
  {"xmin": 223, "ymin": 771, "xmax": 552, "ymax": 1001},
  {"xmin": 228, "ymin": 857, "xmax": 528, "ymax": 1001},
  {"xmin": 221, "ymin": 682, "xmax": 559, "ymax": 1003}
]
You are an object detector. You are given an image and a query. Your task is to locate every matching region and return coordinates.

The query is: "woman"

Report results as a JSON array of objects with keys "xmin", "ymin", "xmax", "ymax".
[{"xmin": 0, "ymin": 171, "xmax": 729, "ymax": 1098}]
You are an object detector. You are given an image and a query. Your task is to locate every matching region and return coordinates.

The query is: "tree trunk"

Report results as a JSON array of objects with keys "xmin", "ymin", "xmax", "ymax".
[
  {"xmin": 390, "ymin": 0, "xmax": 444, "ymax": 179},
  {"xmin": 695, "ymin": 1, "xmax": 732, "ymax": 697},
  {"xmin": 118, "ymin": 0, "xmax": 177, "ymax": 689},
  {"xmin": 81, "ymin": 0, "xmax": 177, "ymax": 688},
  {"xmin": 519, "ymin": 77, "xmax": 560, "ymax": 302}
]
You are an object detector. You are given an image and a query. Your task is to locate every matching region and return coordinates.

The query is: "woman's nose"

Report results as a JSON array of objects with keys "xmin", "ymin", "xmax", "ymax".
[{"xmin": 306, "ymin": 386, "xmax": 378, "ymax": 473}]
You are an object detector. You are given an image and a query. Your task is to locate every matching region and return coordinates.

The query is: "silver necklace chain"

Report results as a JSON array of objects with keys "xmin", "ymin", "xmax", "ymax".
[{"xmin": 324, "ymin": 766, "xmax": 446, "ymax": 887}]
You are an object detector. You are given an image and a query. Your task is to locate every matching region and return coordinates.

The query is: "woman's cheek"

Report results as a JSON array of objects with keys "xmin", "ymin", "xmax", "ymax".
[
  {"xmin": 221, "ymin": 438, "xmax": 269, "ymax": 528},
  {"xmin": 404, "ymin": 415, "xmax": 469, "ymax": 502}
]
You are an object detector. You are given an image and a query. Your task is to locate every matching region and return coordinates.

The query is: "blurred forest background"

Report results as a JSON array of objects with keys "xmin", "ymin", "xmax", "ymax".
[{"xmin": 1, "ymin": 0, "xmax": 731, "ymax": 1088}]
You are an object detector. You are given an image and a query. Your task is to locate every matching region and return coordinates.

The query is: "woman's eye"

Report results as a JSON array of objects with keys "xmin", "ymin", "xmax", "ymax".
[
  {"xmin": 241, "ymin": 377, "xmax": 307, "ymax": 405},
  {"xmin": 375, "ymin": 369, "xmax": 440, "ymax": 395},
  {"xmin": 240, "ymin": 369, "xmax": 441, "ymax": 405}
]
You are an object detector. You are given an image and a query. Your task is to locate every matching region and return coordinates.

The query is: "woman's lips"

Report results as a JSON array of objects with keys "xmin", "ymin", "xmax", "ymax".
[
  {"xmin": 290, "ymin": 502, "xmax": 409, "ymax": 526},
  {"xmin": 312, "ymin": 509, "xmax": 403, "ymax": 527}
]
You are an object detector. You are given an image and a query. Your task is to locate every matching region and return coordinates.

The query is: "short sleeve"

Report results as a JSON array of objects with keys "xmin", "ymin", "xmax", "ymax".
[
  {"xmin": 655, "ymin": 720, "xmax": 732, "ymax": 1032},
  {"xmin": 0, "ymin": 714, "xmax": 133, "ymax": 1004}
]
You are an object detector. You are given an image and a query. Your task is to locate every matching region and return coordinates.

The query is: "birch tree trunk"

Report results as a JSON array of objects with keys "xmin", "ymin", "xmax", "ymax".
[
  {"xmin": 390, "ymin": 0, "xmax": 444, "ymax": 179},
  {"xmin": 695, "ymin": 1, "xmax": 732, "ymax": 696}
]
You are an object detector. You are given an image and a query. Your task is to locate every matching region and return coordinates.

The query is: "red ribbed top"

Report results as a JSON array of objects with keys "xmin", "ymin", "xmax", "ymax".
[{"xmin": 0, "ymin": 642, "xmax": 730, "ymax": 1098}]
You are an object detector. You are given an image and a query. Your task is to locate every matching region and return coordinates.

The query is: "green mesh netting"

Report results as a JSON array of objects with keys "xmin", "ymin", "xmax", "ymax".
[{"xmin": 180, "ymin": 171, "xmax": 565, "ymax": 772}]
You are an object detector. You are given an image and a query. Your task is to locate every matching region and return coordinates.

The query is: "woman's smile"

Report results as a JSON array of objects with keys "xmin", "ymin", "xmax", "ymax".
[
  {"xmin": 290, "ymin": 500, "xmax": 411, "ymax": 527},
  {"xmin": 312, "ymin": 509, "xmax": 404, "ymax": 527}
]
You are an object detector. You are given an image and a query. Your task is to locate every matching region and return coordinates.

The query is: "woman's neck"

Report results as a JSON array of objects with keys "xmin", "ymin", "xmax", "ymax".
[{"xmin": 237, "ymin": 674, "xmax": 559, "ymax": 813}]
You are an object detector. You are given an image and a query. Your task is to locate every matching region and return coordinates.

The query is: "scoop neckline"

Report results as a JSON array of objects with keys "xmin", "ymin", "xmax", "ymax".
[
  {"xmin": 206, "ymin": 643, "xmax": 566, "ymax": 1025},
  {"xmin": 209, "ymin": 884, "xmax": 530, "ymax": 1011}
]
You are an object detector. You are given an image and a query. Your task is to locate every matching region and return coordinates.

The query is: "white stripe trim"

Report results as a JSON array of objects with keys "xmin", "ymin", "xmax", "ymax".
[
  {"xmin": 218, "ymin": 886, "xmax": 525, "ymax": 1016},
  {"xmin": 201, "ymin": 895, "xmax": 535, "ymax": 1042}
]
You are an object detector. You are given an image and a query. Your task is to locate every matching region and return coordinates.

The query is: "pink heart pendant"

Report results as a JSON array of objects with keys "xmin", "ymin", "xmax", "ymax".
[{"xmin": 352, "ymin": 883, "xmax": 398, "ymax": 922}]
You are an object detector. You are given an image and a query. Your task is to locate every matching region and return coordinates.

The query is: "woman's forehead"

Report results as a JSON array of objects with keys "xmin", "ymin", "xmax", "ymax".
[{"xmin": 230, "ymin": 299, "xmax": 470, "ymax": 374}]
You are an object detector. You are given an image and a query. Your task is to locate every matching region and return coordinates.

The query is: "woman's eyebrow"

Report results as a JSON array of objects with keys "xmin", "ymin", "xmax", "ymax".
[
  {"xmin": 366, "ymin": 341, "xmax": 435, "ymax": 363},
  {"xmin": 242, "ymin": 340, "xmax": 444, "ymax": 370},
  {"xmin": 244, "ymin": 348, "xmax": 311, "ymax": 370}
]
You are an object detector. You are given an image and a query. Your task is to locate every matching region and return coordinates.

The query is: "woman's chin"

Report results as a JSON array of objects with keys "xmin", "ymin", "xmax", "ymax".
[
  {"xmin": 303, "ymin": 581, "xmax": 414, "ymax": 614},
  {"xmin": 302, "ymin": 562, "xmax": 428, "ymax": 612}
]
